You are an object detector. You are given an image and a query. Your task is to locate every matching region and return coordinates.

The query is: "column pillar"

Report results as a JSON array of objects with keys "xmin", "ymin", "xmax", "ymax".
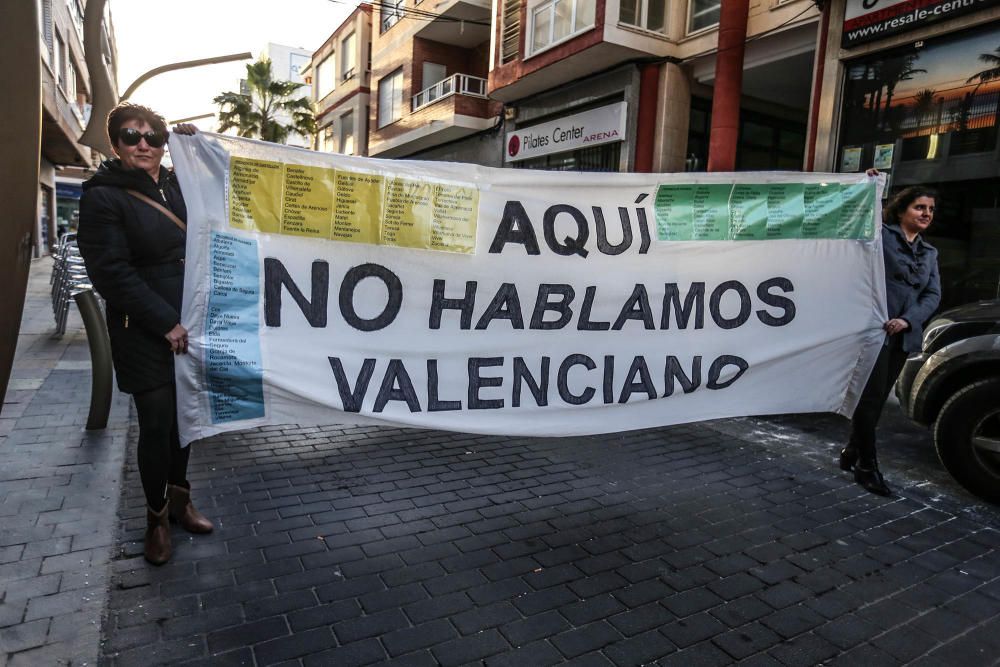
[
  {"xmin": 707, "ymin": 0, "xmax": 750, "ymax": 172},
  {"xmin": 653, "ymin": 62, "xmax": 692, "ymax": 173},
  {"xmin": 0, "ymin": 0, "xmax": 41, "ymax": 409}
]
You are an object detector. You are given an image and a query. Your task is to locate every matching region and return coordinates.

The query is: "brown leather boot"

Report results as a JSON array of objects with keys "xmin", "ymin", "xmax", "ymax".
[
  {"xmin": 145, "ymin": 503, "xmax": 171, "ymax": 565},
  {"xmin": 167, "ymin": 482, "xmax": 214, "ymax": 534}
]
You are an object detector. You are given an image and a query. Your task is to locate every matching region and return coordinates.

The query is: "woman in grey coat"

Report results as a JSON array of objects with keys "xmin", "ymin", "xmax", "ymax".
[{"xmin": 841, "ymin": 185, "xmax": 941, "ymax": 496}]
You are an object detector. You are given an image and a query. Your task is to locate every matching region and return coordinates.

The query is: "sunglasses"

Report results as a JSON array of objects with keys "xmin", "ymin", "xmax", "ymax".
[{"xmin": 118, "ymin": 127, "xmax": 167, "ymax": 148}]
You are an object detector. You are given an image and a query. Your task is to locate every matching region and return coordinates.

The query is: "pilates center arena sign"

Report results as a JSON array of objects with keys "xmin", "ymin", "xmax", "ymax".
[{"xmin": 168, "ymin": 133, "xmax": 888, "ymax": 446}]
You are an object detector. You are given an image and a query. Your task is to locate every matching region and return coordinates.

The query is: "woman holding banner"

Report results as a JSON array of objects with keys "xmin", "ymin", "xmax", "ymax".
[
  {"xmin": 841, "ymin": 177, "xmax": 941, "ymax": 496},
  {"xmin": 78, "ymin": 103, "xmax": 211, "ymax": 565}
]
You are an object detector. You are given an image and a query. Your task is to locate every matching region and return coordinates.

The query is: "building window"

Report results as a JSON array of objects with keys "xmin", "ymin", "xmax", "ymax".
[
  {"xmin": 515, "ymin": 143, "xmax": 622, "ymax": 172},
  {"xmin": 316, "ymin": 54, "xmax": 335, "ymax": 100},
  {"xmin": 839, "ymin": 26, "xmax": 1000, "ymax": 166},
  {"xmin": 340, "ymin": 111, "xmax": 355, "ymax": 154},
  {"xmin": 688, "ymin": 0, "xmax": 720, "ymax": 33},
  {"xmin": 341, "ymin": 32, "xmax": 357, "ymax": 81},
  {"xmin": 55, "ymin": 32, "xmax": 67, "ymax": 90},
  {"xmin": 68, "ymin": 0, "xmax": 84, "ymax": 42},
  {"xmin": 501, "ymin": 0, "xmax": 521, "ymax": 64},
  {"xmin": 318, "ymin": 124, "xmax": 334, "ymax": 152},
  {"xmin": 529, "ymin": 0, "xmax": 595, "ymax": 55},
  {"xmin": 38, "ymin": 0, "xmax": 53, "ymax": 61},
  {"xmin": 66, "ymin": 57, "xmax": 78, "ymax": 101},
  {"xmin": 620, "ymin": 0, "xmax": 666, "ymax": 33},
  {"xmin": 737, "ymin": 117, "xmax": 805, "ymax": 171},
  {"xmin": 381, "ymin": 0, "xmax": 404, "ymax": 33},
  {"xmin": 378, "ymin": 68, "xmax": 404, "ymax": 128}
]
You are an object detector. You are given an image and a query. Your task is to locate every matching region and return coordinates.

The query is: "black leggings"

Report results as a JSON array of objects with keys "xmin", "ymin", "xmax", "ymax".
[
  {"xmin": 849, "ymin": 336, "xmax": 909, "ymax": 466},
  {"xmin": 132, "ymin": 383, "xmax": 190, "ymax": 511}
]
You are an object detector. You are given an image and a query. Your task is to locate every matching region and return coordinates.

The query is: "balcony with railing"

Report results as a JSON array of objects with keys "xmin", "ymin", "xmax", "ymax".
[
  {"xmin": 40, "ymin": 63, "xmax": 91, "ymax": 166},
  {"xmin": 411, "ymin": 73, "xmax": 487, "ymax": 112},
  {"xmin": 369, "ymin": 73, "xmax": 495, "ymax": 158}
]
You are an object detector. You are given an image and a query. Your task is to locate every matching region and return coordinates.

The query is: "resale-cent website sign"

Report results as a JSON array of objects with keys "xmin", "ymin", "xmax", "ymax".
[
  {"xmin": 169, "ymin": 133, "xmax": 888, "ymax": 447},
  {"xmin": 842, "ymin": 0, "xmax": 1000, "ymax": 47}
]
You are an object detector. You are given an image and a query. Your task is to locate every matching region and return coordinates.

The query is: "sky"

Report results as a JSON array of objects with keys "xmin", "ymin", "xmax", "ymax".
[
  {"xmin": 888, "ymin": 26, "xmax": 1000, "ymax": 105},
  {"xmin": 109, "ymin": 0, "xmax": 360, "ymax": 129}
]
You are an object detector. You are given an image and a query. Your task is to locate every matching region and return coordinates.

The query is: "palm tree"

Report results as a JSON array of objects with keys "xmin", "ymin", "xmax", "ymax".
[
  {"xmin": 880, "ymin": 54, "xmax": 926, "ymax": 129},
  {"xmin": 912, "ymin": 88, "xmax": 936, "ymax": 130},
  {"xmin": 965, "ymin": 46, "xmax": 1000, "ymax": 140},
  {"xmin": 214, "ymin": 58, "xmax": 316, "ymax": 144},
  {"xmin": 966, "ymin": 46, "xmax": 1000, "ymax": 95}
]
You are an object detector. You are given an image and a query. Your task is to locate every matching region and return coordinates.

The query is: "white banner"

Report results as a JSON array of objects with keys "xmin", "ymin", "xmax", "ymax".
[{"xmin": 169, "ymin": 133, "xmax": 887, "ymax": 446}]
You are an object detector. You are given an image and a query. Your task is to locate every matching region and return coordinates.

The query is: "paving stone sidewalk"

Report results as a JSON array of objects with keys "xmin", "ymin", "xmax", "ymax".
[
  {"xmin": 1, "ymin": 257, "xmax": 131, "ymax": 666},
  {"xmin": 101, "ymin": 417, "xmax": 1000, "ymax": 666}
]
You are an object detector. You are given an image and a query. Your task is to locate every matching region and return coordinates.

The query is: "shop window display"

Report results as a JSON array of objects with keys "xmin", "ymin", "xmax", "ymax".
[
  {"xmin": 838, "ymin": 23, "xmax": 1000, "ymax": 306},
  {"xmin": 838, "ymin": 24, "xmax": 1000, "ymax": 171}
]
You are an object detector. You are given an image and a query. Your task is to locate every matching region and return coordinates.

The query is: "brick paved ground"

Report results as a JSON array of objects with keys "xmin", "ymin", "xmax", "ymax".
[
  {"xmin": 100, "ymin": 417, "xmax": 1000, "ymax": 666},
  {"xmin": 1, "ymin": 257, "xmax": 131, "ymax": 666}
]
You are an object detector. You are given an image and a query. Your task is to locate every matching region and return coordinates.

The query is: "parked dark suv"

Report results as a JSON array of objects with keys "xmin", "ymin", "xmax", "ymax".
[{"xmin": 896, "ymin": 300, "xmax": 1000, "ymax": 503}]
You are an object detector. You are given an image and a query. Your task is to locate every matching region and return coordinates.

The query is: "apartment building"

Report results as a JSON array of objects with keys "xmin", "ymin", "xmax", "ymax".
[
  {"xmin": 37, "ymin": 0, "xmax": 117, "ymax": 256},
  {"xmin": 368, "ymin": 0, "xmax": 502, "ymax": 163},
  {"xmin": 491, "ymin": 0, "xmax": 822, "ymax": 173},
  {"xmin": 814, "ymin": 0, "xmax": 1000, "ymax": 307},
  {"xmin": 308, "ymin": 4, "xmax": 373, "ymax": 156}
]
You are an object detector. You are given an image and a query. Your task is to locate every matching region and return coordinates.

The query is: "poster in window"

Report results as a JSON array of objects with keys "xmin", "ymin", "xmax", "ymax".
[
  {"xmin": 873, "ymin": 143, "xmax": 894, "ymax": 170},
  {"xmin": 840, "ymin": 146, "xmax": 862, "ymax": 172}
]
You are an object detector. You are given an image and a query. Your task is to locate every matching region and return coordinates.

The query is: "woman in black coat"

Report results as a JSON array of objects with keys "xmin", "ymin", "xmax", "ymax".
[
  {"xmin": 841, "ymin": 183, "xmax": 941, "ymax": 496},
  {"xmin": 78, "ymin": 103, "xmax": 212, "ymax": 565}
]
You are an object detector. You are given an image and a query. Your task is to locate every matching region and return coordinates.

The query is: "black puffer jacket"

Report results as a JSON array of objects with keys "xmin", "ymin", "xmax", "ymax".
[{"xmin": 78, "ymin": 159, "xmax": 187, "ymax": 394}]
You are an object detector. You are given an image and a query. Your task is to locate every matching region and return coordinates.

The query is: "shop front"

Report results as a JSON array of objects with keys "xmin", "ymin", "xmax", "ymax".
[
  {"xmin": 506, "ymin": 100, "xmax": 627, "ymax": 172},
  {"xmin": 503, "ymin": 66, "xmax": 640, "ymax": 173},
  {"xmin": 822, "ymin": 1, "xmax": 1000, "ymax": 307},
  {"xmin": 55, "ymin": 180, "xmax": 83, "ymax": 238}
]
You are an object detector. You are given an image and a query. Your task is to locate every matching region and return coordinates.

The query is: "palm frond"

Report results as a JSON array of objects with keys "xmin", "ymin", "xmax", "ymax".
[{"xmin": 213, "ymin": 57, "xmax": 315, "ymax": 144}]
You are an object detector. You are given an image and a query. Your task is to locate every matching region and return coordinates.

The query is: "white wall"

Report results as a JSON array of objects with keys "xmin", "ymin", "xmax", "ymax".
[{"xmin": 265, "ymin": 42, "xmax": 313, "ymax": 147}]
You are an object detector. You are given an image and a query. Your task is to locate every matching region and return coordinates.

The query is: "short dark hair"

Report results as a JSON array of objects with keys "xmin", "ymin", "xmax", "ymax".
[
  {"xmin": 884, "ymin": 186, "xmax": 940, "ymax": 225},
  {"xmin": 107, "ymin": 102, "xmax": 168, "ymax": 149}
]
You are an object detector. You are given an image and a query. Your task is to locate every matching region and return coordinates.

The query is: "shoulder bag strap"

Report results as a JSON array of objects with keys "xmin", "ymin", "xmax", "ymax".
[{"xmin": 125, "ymin": 189, "xmax": 187, "ymax": 232}]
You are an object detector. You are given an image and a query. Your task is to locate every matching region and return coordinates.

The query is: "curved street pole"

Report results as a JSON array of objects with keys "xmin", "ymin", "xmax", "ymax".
[
  {"xmin": 80, "ymin": 0, "xmax": 251, "ymax": 154},
  {"xmin": 79, "ymin": 0, "xmax": 118, "ymax": 156},
  {"xmin": 121, "ymin": 52, "xmax": 253, "ymax": 100}
]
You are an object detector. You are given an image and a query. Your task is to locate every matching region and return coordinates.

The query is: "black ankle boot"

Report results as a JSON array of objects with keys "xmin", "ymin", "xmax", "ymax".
[
  {"xmin": 839, "ymin": 447, "xmax": 858, "ymax": 472},
  {"xmin": 854, "ymin": 463, "xmax": 891, "ymax": 497}
]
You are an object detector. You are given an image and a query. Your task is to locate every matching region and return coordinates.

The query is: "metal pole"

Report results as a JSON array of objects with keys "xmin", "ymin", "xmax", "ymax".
[
  {"xmin": 168, "ymin": 113, "xmax": 215, "ymax": 125},
  {"xmin": 73, "ymin": 290, "xmax": 113, "ymax": 430}
]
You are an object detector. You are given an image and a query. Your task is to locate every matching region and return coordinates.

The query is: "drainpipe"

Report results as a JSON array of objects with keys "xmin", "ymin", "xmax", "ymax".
[
  {"xmin": 806, "ymin": 3, "xmax": 830, "ymax": 171},
  {"xmin": 707, "ymin": 0, "xmax": 750, "ymax": 172},
  {"xmin": 634, "ymin": 63, "xmax": 661, "ymax": 173}
]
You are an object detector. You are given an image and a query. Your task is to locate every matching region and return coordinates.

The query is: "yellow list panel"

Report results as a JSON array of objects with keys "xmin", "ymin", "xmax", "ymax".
[
  {"xmin": 281, "ymin": 164, "xmax": 334, "ymax": 238},
  {"xmin": 332, "ymin": 171, "xmax": 382, "ymax": 244},
  {"xmin": 229, "ymin": 157, "xmax": 283, "ymax": 234},
  {"xmin": 382, "ymin": 177, "xmax": 432, "ymax": 250},
  {"xmin": 430, "ymin": 184, "xmax": 478, "ymax": 254}
]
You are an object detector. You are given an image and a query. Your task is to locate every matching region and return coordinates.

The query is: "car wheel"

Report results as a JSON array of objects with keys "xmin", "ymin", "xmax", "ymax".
[{"xmin": 933, "ymin": 378, "xmax": 1000, "ymax": 504}]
